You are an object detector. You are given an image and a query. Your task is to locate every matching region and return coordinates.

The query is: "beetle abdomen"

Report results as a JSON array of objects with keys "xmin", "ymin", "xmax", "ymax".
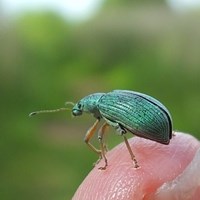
[{"xmin": 98, "ymin": 90, "xmax": 172, "ymax": 144}]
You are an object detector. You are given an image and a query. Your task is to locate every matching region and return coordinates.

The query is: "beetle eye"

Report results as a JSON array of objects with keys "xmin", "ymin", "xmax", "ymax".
[{"xmin": 78, "ymin": 103, "xmax": 82, "ymax": 109}]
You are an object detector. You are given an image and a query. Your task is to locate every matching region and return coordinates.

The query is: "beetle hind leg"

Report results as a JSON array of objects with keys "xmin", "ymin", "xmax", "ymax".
[{"xmin": 123, "ymin": 134, "xmax": 139, "ymax": 168}]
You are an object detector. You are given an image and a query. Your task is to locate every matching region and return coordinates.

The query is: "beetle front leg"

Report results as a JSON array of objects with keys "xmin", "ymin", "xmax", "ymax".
[
  {"xmin": 98, "ymin": 122, "xmax": 110, "ymax": 170},
  {"xmin": 84, "ymin": 119, "xmax": 101, "ymax": 156}
]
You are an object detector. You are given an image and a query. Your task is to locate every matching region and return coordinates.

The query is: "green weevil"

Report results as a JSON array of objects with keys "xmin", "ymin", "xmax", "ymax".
[{"xmin": 30, "ymin": 90, "xmax": 173, "ymax": 170}]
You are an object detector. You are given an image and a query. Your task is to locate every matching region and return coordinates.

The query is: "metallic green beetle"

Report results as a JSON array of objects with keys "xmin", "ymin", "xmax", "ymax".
[{"xmin": 30, "ymin": 90, "xmax": 173, "ymax": 170}]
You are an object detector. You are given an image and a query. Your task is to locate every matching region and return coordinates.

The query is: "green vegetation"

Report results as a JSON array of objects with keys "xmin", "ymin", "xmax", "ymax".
[{"xmin": 1, "ymin": 2, "xmax": 200, "ymax": 199}]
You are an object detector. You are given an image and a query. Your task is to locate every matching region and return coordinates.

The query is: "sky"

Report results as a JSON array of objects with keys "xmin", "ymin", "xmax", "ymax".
[
  {"xmin": 1, "ymin": 0, "xmax": 200, "ymax": 22},
  {"xmin": 1, "ymin": 0, "xmax": 104, "ymax": 21},
  {"xmin": 167, "ymin": 0, "xmax": 200, "ymax": 11}
]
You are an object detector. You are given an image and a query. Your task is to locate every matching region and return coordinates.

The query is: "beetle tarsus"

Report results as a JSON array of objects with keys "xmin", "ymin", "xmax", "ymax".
[
  {"xmin": 98, "ymin": 159, "xmax": 108, "ymax": 170},
  {"xmin": 133, "ymin": 160, "xmax": 139, "ymax": 168}
]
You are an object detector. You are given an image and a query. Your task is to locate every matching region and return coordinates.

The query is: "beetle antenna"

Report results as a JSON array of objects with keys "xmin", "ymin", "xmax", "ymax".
[
  {"xmin": 65, "ymin": 101, "xmax": 75, "ymax": 106},
  {"xmin": 29, "ymin": 108, "xmax": 71, "ymax": 117},
  {"xmin": 29, "ymin": 102, "xmax": 75, "ymax": 117}
]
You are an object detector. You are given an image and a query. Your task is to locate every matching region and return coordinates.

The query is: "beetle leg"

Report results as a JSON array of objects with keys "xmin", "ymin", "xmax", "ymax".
[
  {"xmin": 123, "ymin": 134, "xmax": 139, "ymax": 168},
  {"xmin": 84, "ymin": 119, "xmax": 101, "ymax": 155},
  {"xmin": 98, "ymin": 123, "xmax": 110, "ymax": 170}
]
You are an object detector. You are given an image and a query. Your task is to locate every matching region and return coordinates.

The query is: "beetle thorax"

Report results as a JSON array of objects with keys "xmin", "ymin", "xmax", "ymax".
[
  {"xmin": 82, "ymin": 93, "xmax": 104, "ymax": 118},
  {"xmin": 72, "ymin": 93, "xmax": 105, "ymax": 119}
]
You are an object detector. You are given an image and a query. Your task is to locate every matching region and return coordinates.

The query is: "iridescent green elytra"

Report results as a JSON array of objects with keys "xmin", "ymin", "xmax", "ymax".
[{"xmin": 30, "ymin": 90, "xmax": 173, "ymax": 169}]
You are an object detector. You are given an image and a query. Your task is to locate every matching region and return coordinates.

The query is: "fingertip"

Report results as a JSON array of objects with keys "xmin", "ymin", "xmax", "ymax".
[{"xmin": 73, "ymin": 132, "xmax": 200, "ymax": 200}]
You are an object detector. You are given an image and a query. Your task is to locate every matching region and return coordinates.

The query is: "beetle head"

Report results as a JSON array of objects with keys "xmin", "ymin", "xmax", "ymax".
[
  {"xmin": 72, "ymin": 93, "xmax": 105, "ymax": 118},
  {"xmin": 72, "ymin": 102, "xmax": 84, "ymax": 116}
]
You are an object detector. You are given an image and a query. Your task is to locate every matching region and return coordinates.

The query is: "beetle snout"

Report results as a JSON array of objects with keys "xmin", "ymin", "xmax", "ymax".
[{"xmin": 72, "ymin": 109, "xmax": 82, "ymax": 116}]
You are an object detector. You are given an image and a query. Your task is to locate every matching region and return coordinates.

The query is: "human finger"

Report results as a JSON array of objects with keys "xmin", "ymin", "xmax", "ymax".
[{"xmin": 73, "ymin": 132, "xmax": 200, "ymax": 200}]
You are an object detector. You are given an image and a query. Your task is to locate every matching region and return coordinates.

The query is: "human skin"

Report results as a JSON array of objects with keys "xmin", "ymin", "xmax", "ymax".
[{"xmin": 72, "ymin": 132, "xmax": 200, "ymax": 200}]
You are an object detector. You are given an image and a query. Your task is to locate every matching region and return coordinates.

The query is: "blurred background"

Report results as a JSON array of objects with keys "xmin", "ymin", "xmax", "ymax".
[{"xmin": 1, "ymin": 0, "xmax": 200, "ymax": 199}]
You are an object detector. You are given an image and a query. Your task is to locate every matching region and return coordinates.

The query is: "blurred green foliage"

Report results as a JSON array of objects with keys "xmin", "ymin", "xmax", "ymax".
[{"xmin": 0, "ymin": 2, "xmax": 200, "ymax": 200}]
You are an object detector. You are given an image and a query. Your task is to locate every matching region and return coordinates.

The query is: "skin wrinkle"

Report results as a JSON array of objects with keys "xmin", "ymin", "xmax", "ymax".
[
  {"xmin": 106, "ymin": 148, "xmax": 138, "ymax": 199},
  {"xmin": 113, "ymin": 179, "xmax": 125, "ymax": 200},
  {"xmin": 110, "ymin": 172, "xmax": 135, "ymax": 199}
]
